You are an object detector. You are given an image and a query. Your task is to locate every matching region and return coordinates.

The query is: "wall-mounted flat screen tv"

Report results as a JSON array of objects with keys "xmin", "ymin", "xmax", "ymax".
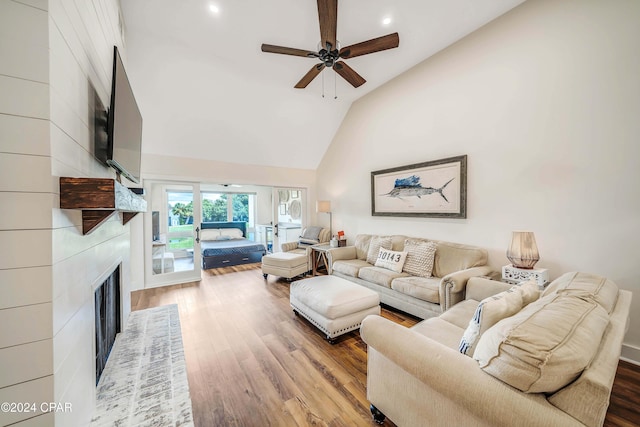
[{"xmin": 106, "ymin": 46, "xmax": 143, "ymax": 184}]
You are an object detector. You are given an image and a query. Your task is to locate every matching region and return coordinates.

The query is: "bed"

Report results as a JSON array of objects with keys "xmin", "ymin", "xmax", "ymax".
[{"xmin": 200, "ymin": 221, "xmax": 266, "ymax": 270}]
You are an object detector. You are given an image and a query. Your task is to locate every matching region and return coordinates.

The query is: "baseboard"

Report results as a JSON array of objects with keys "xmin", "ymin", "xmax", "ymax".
[{"xmin": 620, "ymin": 343, "xmax": 640, "ymax": 366}]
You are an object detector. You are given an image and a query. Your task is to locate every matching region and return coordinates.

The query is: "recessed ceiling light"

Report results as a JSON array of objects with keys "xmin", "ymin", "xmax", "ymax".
[
  {"xmin": 382, "ymin": 17, "xmax": 392, "ymax": 26},
  {"xmin": 209, "ymin": 4, "xmax": 220, "ymax": 14}
]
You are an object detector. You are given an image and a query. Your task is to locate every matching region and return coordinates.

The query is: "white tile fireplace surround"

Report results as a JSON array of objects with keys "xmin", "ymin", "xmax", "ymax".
[{"xmin": 90, "ymin": 305, "xmax": 194, "ymax": 426}]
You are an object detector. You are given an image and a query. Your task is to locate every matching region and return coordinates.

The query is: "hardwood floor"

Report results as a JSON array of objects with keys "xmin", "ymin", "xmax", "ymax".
[{"xmin": 131, "ymin": 264, "xmax": 640, "ymax": 427}]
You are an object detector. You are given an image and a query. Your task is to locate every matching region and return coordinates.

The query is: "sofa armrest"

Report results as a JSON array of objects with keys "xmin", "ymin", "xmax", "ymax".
[
  {"xmin": 360, "ymin": 315, "xmax": 580, "ymax": 427},
  {"xmin": 326, "ymin": 246, "xmax": 357, "ymax": 274},
  {"xmin": 439, "ymin": 266, "xmax": 494, "ymax": 311},
  {"xmin": 465, "ymin": 277, "xmax": 513, "ymax": 302},
  {"xmin": 280, "ymin": 241, "xmax": 298, "ymax": 252}
]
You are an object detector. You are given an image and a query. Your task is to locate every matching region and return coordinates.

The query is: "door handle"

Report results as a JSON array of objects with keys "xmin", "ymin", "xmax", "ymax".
[
  {"xmin": 195, "ymin": 226, "xmax": 200, "ymax": 243},
  {"xmin": 274, "ymin": 224, "xmax": 278, "ymax": 237}
]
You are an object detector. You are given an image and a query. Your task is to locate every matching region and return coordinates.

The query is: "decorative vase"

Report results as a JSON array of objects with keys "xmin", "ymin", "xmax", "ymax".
[{"xmin": 506, "ymin": 231, "xmax": 539, "ymax": 269}]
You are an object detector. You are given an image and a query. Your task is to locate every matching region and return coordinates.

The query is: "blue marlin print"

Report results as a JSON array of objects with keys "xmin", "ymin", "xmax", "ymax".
[{"xmin": 383, "ymin": 175, "xmax": 454, "ymax": 202}]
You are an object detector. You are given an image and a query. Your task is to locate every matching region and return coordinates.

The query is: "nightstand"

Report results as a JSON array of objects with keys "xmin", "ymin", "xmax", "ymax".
[{"xmin": 502, "ymin": 265, "xmax": 549, "ymax": 288}]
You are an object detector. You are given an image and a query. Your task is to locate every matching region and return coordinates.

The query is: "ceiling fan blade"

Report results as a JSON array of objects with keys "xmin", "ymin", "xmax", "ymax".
[
  {"xmin": 334, "ymin": 61, "xmax": 366, "ymax": 88},
  {"xmin": 261, "ymin": 44, "xmax": 316, "ymax": 58},
  {"xmin": 317, "ymin": 0, "xmax": 337, "ymax": 50},
  {"xmin": 295, "ymin": 64, "xmax": 326, "ymax": 89},
  {"xmin": 339, "ymin": 32, "xmax": 399, "ymax": 59}
]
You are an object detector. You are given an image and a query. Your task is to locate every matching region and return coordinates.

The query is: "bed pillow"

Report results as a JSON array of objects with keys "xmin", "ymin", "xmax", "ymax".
[
  {"xmin": 366, "ymin": 236, "xmax": 393, "ymax": 265},
  {"xmin": 402, "ymin": 240, "xmax": 437, "ymax": 278},
  {"xmin": 201, "ymin": 229, "xmax": 220, "ymax": 241},
  {"xmin": 458, "ymin": 287, "xmax": 523, "ymax": 356},
  {"xmin": 219, "ymin": 228, "xmax": 244, "ymax": 239},
  {"xmin": 374, "ymin": 248, "xmax": 408, "ymax": 273}
]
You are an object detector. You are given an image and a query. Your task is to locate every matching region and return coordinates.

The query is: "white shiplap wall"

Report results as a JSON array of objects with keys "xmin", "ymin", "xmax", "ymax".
[{"xmin": 1, "ymin": 0, "xmax": 138, "ymax": 425}]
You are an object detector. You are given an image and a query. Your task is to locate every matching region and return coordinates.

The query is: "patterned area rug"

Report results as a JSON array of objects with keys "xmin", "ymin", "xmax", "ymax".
[{"xmin": 90, "ymin": 304, "xmax": 194, "ymax": 426}]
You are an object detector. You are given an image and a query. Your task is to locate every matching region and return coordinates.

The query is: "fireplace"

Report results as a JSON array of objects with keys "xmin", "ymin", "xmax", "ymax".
[{"xmin": 94, "ymin": 265, "xmax": 121, "ymax": 384}]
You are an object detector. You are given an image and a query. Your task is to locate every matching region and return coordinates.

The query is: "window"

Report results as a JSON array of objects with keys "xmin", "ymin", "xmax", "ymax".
[
  {"xmin": 202, "ymin": 192, "xmax": 255, "ymax": 227},
  {"xmin": 167, "ymin": 191, "xmax": 194, "ymax": 251}
]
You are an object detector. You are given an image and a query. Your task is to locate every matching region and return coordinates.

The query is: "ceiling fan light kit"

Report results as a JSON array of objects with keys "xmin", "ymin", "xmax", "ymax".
[{"xmin": 261, "ymin": 0, "xmax": 399, "ymax": 90}]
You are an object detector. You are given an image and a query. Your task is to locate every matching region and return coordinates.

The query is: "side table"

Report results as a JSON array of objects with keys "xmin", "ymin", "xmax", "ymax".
[
  {"xmin": 311, "ymin": 244, "xmax": 332, "ymax": 276},
  {"xmin": 502, "ymin": 264, "xmax": 549, "ymax": 289}
]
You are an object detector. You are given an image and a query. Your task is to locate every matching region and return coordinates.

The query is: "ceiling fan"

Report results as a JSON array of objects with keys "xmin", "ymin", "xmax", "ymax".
[{"xmin": 261, "ymin": 0, "xmax": 399, "ymax": 89}]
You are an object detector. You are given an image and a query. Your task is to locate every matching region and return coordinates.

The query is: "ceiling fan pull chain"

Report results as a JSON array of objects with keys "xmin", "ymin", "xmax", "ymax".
[
  {"xmin": 322, "ymin": 71, "xmax": 325, "ymax": 98},
  {"xmin": 334, "ymin": 71, "xmax": 338, "ymax": 100}
]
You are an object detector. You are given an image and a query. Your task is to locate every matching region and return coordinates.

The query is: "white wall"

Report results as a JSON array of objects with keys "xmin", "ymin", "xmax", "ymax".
[
  {"xmin": 317, "ymin": 0, "xmax": 640, "ymax": 361},
  {"xmin": 49, "ymin": 1, "xmax": 134, "ymax": 424},
  {"xmin": 1, "ymin": 0, "xmax": 135, "ymax": 425},
  {"xmin": 0, "ymin": 1, "xmax": 54, "ymax": 425}
]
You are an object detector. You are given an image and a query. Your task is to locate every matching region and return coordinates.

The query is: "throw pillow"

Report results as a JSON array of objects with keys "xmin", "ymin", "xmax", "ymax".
[
  {"xmin": 366, "ymin": 236, "xmax": 393, "ymax": 265},
  {"xmin": 458, "ymin": 287, "xmax": 523, "ymax": 357},
  {"xmin": 402, "ymin": 240, "xmax": 437, "ymax": 278},
  {"xmin": 374, "ymin": 248, "xmax": 408, "ymax": 273},
  {"xmin": 301, "ymin": 226, "xmax": 323, "ymax": 241},
  {"xmin": 518, "ymin": 280, "xmax": 541, "ymax": 306}
]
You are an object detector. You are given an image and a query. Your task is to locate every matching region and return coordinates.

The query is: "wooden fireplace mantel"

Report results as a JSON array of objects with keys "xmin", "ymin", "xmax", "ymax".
[{"xmin": 60, "ymin": 177, "xmax": 147, "ymax": 235}]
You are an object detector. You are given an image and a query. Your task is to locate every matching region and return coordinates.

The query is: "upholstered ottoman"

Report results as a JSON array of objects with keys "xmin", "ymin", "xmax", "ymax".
[
  {"xmin": 290, "ymin": 275, "xmax": 380, "ymax": 343},
  {"xmin": 262, "ymin": 252, "xmax": 309, "ymax": 279}
]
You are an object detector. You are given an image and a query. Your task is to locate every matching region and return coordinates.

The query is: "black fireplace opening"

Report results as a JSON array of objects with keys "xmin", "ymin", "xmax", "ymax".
[{"xmin": 95, "ymin": 265, "xmax": 121, "ymax": 384}]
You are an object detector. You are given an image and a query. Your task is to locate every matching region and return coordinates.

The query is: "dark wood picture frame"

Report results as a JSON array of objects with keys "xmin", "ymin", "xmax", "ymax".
[{"xmin": 371, "ymin": 155, "xmax": 467, "ymax": 218}]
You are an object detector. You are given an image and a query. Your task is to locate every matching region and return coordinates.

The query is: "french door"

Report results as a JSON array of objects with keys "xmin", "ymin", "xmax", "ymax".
[
  {"xmin": 272, "ymin": 187, "xmax": 306, "ymax": 251},
  {"xmin": 144, "ymin": 180, "xmax": 202, "ymax": 288}
]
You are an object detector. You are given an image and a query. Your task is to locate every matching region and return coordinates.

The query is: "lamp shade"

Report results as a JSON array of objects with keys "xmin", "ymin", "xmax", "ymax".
[
  {"xmin": 316, "ymin": 200, "xmax": 331, "ymax": 213},
  {"xmin": 506, "ymin": 231, "xmax": 539, "ymax": 269}
]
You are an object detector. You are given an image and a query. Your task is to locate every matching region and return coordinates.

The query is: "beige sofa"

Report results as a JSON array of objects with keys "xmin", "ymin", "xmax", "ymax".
[
  {"xmin": 327, "ymin": 234, "xmax": 493, "ymax": 319},
  {"xmin": 361, "ymin": 272, "xmax": 632, "ymax": 427}
]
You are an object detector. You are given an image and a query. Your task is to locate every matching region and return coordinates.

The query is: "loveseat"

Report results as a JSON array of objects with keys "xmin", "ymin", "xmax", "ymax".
[
  {"xmin": 360, "ymin": 272, "xmax": 632, "ymax": 427},
  {"xmin": 327, "ymin": 234, "xmax": 493, "ymax": 319}
]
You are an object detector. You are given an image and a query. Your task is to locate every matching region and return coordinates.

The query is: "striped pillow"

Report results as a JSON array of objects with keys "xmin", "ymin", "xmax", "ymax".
[
  {"xmin": 402, "ymin": 240, "xmax": 437, "ymax": 278},
  {"xmin": 459, "ymin": 287, "xmax": 523, "ymax": 356}
]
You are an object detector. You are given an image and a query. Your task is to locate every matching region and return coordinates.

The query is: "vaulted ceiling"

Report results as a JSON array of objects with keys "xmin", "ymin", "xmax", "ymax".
[{"xmin": 121, "ymin": 0, "xmax": 525, "ymax": 170}]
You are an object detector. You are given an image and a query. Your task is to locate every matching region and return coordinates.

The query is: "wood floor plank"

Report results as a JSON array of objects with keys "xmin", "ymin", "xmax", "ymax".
[{"xmin": 132, "ymin": 264, "xmax": 640, "ymax": 427}]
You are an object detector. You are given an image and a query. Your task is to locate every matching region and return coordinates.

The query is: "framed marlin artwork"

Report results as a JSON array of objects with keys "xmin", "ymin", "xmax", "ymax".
[{"xmin": 371, "ymin": 155, "xmax": 467, "ymax": 218}]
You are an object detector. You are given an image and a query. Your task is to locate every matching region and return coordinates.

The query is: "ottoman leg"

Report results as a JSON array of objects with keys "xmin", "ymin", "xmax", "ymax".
[
  {"xmin": 370, "ymin": 404, "xmax": 386, "ymax": 424},
  {"xmin": 327, "ymin": 336, "xmax": 337, "ymax": 345}
]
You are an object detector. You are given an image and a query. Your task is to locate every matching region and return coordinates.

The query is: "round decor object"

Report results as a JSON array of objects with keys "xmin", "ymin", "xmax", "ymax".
[
  {"xmin": 278, "ymin": 190, "xmax": 290, "ymax": 203},
  {"xmin": 289, "ymin": 200, "xmax": 301, "ymax": 219}
]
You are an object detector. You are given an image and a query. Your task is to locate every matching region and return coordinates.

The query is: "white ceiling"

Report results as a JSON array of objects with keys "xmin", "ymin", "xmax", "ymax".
[{"xmin": 121, "ymin": 0, "xmax": 525, "ymax": 170}]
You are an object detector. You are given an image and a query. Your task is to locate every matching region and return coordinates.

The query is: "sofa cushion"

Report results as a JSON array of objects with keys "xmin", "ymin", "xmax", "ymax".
[
  {"xmin": 366, "ymin": 236, "xmax": 393, "ymax": 265},
  {"xmin": 431, "ymin": 241, "xmax": 488, "ymax": 278},
  {"xmin": 390, "ymin": 276, "xmax": 440, "ymax": 304},
  {"xmin": 374, "ymin": 248, "xmax": 408, "ymax": 273},
  {"xmin": 458, "ymin": 287, "xmax": 523, "ymax": 356},
  {"xmin": 332, "ymin": 259, "xmax": 371, "ymax": 278},
  {"xmin": 411, "ymin": 317, "xmax": 465, "ymax": 350},
  {"xmin": 358, "ymin": 266, "xmax": 408, "ymax": 288},
  {"xmin": 473, "ymin": 292, "xmax": 610, "ymax": 394},
  {"xmin": 402, "ymin": 240, "xmax": 437, "ymax": 278},
  {"xmin": 542, "ymin": 271, "xmax": 618, "ymax": 314},
  {"xmin": 354, "ymin": 234, "xmax": 373, "ymax": 260}
]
